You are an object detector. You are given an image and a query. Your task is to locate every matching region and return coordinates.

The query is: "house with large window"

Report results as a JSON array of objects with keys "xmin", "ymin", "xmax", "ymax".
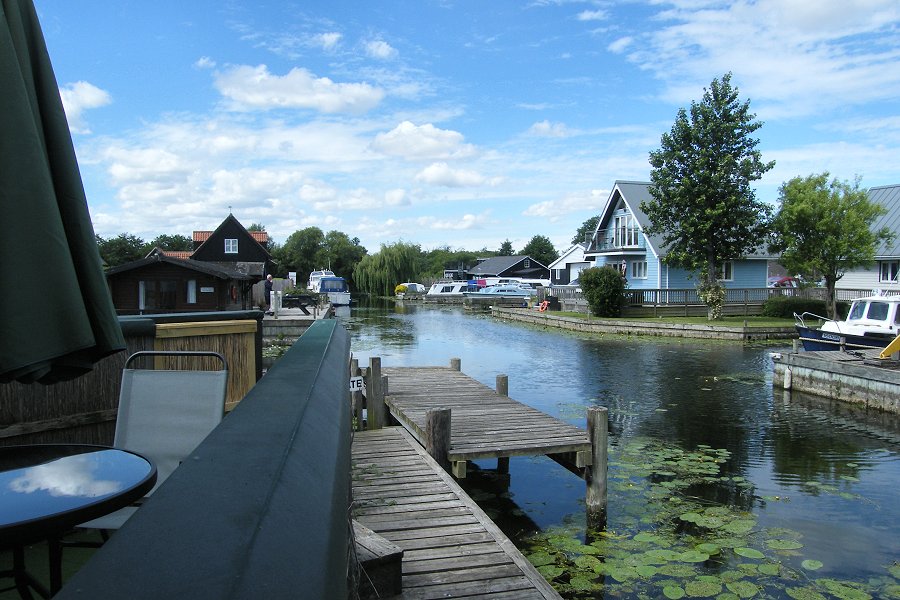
[
  {"xmin": 834, "ymin": 184, "xmax": 900, "ymax": 291},
  {"xmin": 106, "ymin": 214, "xmax": 273, "ymax": 313},
  {"xmin": 466, "ymin": 255, "xmax": 551, "ymax": 285},
  {"xmin": 548, "ymin": 242, "xmax": 589, "ymax": 286},
  {"xmin": 582, "ymin": 181, "xmax": 770, "ymax": 289}
]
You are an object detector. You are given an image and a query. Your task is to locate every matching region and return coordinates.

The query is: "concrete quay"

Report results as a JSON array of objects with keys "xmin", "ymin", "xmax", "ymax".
[
  {"xmin": 772, "ymin": 348, "xmax": 900, "ymax": 414},
  {"xmin": 492, "ymin": 307, "xmax": 796, "ymax": 342}
]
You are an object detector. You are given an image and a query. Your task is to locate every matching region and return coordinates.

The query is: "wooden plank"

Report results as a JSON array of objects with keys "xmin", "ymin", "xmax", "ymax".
[{"xmin": 352, "ymin": 427, "xmax": 561, "ymax": 599}]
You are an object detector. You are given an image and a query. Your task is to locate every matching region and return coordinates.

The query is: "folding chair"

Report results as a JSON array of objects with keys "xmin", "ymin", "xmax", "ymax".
[{"xmin": 77, "ymin": 350, "xmax": 228, "ymax": 531}]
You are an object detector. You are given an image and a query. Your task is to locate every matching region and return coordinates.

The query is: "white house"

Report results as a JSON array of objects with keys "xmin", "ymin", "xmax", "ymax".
[
  {"xmin": 548, "ymin": 242, "xmax": 589, "ymax": 286},
  {"xmin": 582, "ymin": 181, "xmax": 771, "ymax": 289},
  {"xmin": 834, "ymin": 184, "xmax": 900, "ymax": 292}
]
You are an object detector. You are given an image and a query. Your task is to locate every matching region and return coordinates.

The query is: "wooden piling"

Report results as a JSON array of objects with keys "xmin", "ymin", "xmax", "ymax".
[
  {"xmin": 350, "ymin": 358, "xmax": 363, "ymax": 431},
  {"xmin": 425, "ymin": 408, "xmax": 451, "ymax": 472},
  {"xmin": 586, "ymin": 407, "xmax": 608, "ymax": 530},
  {"xmin": 496, "ymin": 374, "xmax": 508, "ymax": 397},
  {"xmin": 368, "ymin": 357, "xmax": 385, "ymax": 430},
  {"xmin": 450, "ymin": 358, "xmax": 461, "ymax": 371}
]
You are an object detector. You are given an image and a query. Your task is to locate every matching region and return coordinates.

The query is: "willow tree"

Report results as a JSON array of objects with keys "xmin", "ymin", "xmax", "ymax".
[
  {"xmin": 353, "ymin": 242, "xmax": 422, "ymax": 297},
  {"xmin": 642, "ymin": 73, "xmax": 774, "ymax": 319}
]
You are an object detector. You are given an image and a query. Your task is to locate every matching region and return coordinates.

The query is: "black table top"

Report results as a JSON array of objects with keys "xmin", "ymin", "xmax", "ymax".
[{"xmin": 0, "ymin": 444, "xmax": 157, "ymax": 548}]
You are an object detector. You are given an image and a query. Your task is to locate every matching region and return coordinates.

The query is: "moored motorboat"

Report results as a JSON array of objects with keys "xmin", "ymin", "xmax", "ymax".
[
  {"xmin": 462, "ymin": 284, "xmax": 534, "ymax": 298},
  {"xmin": 795, "ymin": 293, "xmax": 900, "ymax": 350},
  {"xmin": 307, "ymin": 269, "xmax": 335, "ymax": 292},
  {"xmin": 318, "ymin": 276, "xmax": 351, "ymax": 306},
  {"xmin": 425, "ymin": 280, "xmax": 476, "ymax": 299}
]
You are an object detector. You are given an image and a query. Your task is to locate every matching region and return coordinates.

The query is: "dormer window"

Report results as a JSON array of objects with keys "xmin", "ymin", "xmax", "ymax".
[{"xmin": 225, "ymin": 239, "xmax": 238, "ymax": 254}]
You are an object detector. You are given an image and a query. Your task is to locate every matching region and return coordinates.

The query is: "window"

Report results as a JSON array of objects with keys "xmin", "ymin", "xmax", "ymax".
[
  {"xmin": 879, "ymin": 260, "xmax": 899, "ymax": 283},
  {"xmin": 613, "ymin": 214, "xmax": 639, "ymax": 247},
  {"xmin": 139, "ymin": 280, "xmax": 177, "ymax": 310},
  {"xmin": 630, "ymin": 261, "xmax": 647, "ymax": 279},
  {"xmin": 719, "ymin": 261, "xmax": 734, "ymax": 281},
  {"xmin": 187, "ymin": 280, "xmax": 197, "ymax": 304},
  {"xmin": 524, "ymin": 259, "xmax": 530, "ymax": 268},
  {"xmin": 225, "ymin": 238, "xmax": 238, "ymax": 254}
]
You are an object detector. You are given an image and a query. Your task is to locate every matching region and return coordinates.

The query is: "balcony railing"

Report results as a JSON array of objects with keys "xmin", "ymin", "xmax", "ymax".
[{"xmin": 588, "ymin": 228, "xmax": 646, "ymax": 252}]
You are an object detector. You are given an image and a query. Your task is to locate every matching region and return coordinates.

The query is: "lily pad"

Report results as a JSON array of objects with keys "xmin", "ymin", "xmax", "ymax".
[
  {"xmin": 726, "ymin": 580, "xmax": 760, "ymax": 598},
  {"xmin": 758, "ymin": 563, "xmax": 780, "ymax": 576},
  {"xmin": 786, "ymin": 587, "xmax": 828, "ymax": 600},
  {"xmin": 679, "ymin": 550, "xmax": 711, "ymax": 563},
  {"xmin": 696, "ymin": 543, "xmax": 720, "ymax": 555},
  {"xmin": 685, "ymin": 578, "xmax": 722, "ymax": 597},
  {"xmin": 663, "ymin": 585, "xmax": 686, "ymax": 599},
  {"xmin": 537, "ymin": 564, "xmax": 564, "ymax": 579},
  {"xmin": 766, "ymin": 539, "xmax": 804, "ymax": 550},
  {"xmin": 801, "ymin": 559, "xmax": 824, "ymax": 570},
  {"xmin": 636, "ymin": 565, "xmax": 659, "ymax": 578},
  {"xmin": 528, "ymin": 551, "xmax": 555, "ymax": 567},
  {"xmin": 574, "ymin": 555, "xmax": 602, "ymax": 571},
  {"xmin": 723, "ymin": 519, "xmax": 757, "ymax": 535},
  {"xmin": 569, "ymin": 575, "xmax": 596, "ymax": 591},
  {"xmin": 734, "ymin": 547, "xmax": 765, "ymax": 560}
]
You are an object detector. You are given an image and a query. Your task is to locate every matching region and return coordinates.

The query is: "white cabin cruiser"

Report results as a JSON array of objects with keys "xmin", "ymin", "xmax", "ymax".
[{"xmin": 795, "ymin": 293, "xmax": 900, "ymax": 350}]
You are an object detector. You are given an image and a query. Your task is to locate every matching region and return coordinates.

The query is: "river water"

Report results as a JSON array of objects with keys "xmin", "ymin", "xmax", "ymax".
[{"xmin": 339, "ymin": 302, "xmax": 900, "ymax": 599}]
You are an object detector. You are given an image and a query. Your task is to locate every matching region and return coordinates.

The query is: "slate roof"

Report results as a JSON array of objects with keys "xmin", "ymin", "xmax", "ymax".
[
  {"xmin": 467, "ymin": 255, "xmax": 548, "ymax": 276},
  {"xmin": 105, "ymin": 253, "xmax": 254, "ymax": 280},
  {"xmin": 869, "ymin": 184, "xmax": 900, "ymax": 258}
]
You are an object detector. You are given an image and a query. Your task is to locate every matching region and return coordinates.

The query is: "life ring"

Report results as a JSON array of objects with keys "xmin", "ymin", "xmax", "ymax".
[{"xmin": 538, "ymin": 300, "xmax": 549, "ymax": 312}]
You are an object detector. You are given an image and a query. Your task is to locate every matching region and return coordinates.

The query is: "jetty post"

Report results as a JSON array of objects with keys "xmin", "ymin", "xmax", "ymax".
[
  {"xmin": 350, "ymin": 357, "xmax": 363, "ymax": 430},
  {"xmin": 368, "ymin": 357, "xmax": 385, "ymax": 430},
  {"xmin": 586, "ymin": 406, "xmax": 608, "ymax": 530},
  {"xmin": 496, "ymin": 374, "xmax": 510, "ymax": 473},
  {"xmin": 425, "ymin": 407, "xmax": 452, "ymax": 473},
  {"xmin": 450, "ymin": 357, "xmax": 461, "ymax": 371}
]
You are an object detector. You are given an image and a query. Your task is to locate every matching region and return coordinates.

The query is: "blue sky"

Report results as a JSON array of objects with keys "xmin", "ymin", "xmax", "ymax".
[{"xmin": 35, "ymin": 0, "xmax": 900, "ymax": 254}]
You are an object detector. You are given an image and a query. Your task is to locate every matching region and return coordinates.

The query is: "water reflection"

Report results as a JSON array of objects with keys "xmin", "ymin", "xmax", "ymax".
[
  {"xmin": 8, "ymin": 454, "xmax": 122, "ymax": 497},
  {"xmin": 340, "ymin": 303, "xmax": 900, "ymax": 591}
]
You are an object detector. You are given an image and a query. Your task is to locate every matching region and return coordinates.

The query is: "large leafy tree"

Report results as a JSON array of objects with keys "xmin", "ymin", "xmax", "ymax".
[
  {"xmin": 770, "ymin": 173, "xmax": 894, "ymax": 318},
  {"xmin": 149, "ymin": 234, "xmax": 192, "ymax": 251},
  {"xmin": 96, "ymin": 233, "xmax": 148, "ymax": 267},
  {"xmin": 498, "ymin": 239, "xmax": 514, "ymax": 256},
  {"xmin": 572, "ymin": 215, "xmax": 599, "ymax": 245},
  {"xmin": 277, "ymin": 227, "xmax": 325, "ymax": 282},
  {"xmin": 642, "ymin": 73, "xmax": 774, "ymax": 319},
  {"xmin": 521, "ymin": 235, "xmax": 558, "ymax": 267},
  {"xmin": 316, "ymin": 230, "xmax": 368, "ymax": 286}
]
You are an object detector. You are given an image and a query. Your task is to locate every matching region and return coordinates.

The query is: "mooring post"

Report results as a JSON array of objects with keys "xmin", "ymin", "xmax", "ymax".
[
  {"xmin": 350, "ymin": 358, "xmax": 362, "ymax": 431},
  {"xmin": 586, "ymin": 407, "xmax": 608, "ymax": 530},
  {"xmin": 496, "ymin": 374, "xmax": 508, "ymax": 397},
  {"xmin": 450, "ymin": 357, "xmax": 461, "ymax": 371},
  {"xmin": 381, "ymin": 375, "xmax": 390, "ymax": 425},
  {"xmin": 368, "ymin": 357, "xmax": 385, "ymax": 430},
  {"xmin": 792, "ymin": 339, "xmax": 799, "ymax": 353},
  {"xmin": 425, "ymin": 408, "xmax": 452, "ymax": 473}
]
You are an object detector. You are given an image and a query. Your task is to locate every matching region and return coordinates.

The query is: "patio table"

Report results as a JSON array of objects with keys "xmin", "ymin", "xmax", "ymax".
[{"xmin": 0, "ymin": 444, "xmax": 156, "ymax": 598}]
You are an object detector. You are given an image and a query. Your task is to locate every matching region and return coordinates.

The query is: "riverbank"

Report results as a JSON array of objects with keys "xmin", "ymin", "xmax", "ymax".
[{"xmin": 491, "ymin": 307, "xmax": 796, "ymax": 341}]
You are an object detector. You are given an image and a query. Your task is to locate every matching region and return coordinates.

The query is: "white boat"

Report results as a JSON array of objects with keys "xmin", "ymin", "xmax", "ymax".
[
  {"xmin": 795, "ymin": 293, "xmax": 900, "ymax": 350},
  {"xmin": 463, "ymin": 284, "xmax": 534, "ymax": 298},
  {"xmin": 425, "ymin": 280, "xmax": 474, "ymax": 298},
  {"xmin": 318, "ymin": 276, "xmax": 351, "ymax": 306},
  {"xmin": 307, "ymin": 269, "xmax": 335, "ymax": 292}
]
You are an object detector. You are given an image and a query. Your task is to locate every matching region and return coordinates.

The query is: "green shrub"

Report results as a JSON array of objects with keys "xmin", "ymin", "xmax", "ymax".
[
  {"xmin": 580, "ymin": 266, "xmax": 627, "ymax": 317},
  {"xmin": 762, "ymin": 296, "xmax": 848, "ymax": 319}
]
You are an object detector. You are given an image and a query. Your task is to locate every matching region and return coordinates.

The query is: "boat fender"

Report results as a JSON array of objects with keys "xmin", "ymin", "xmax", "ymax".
[{"xmin": 783, "ymin": 368, "xmax": 792, "ymax": 390}]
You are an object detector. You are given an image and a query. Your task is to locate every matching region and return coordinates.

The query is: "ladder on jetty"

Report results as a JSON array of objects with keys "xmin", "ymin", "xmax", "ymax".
[
  {"xmin": 381, "ymin": 364, "xmax": 593, "ymax": 478},
  {"xmin": 352, "ymin": 427, "xmax": 561, "ymax": 599}
]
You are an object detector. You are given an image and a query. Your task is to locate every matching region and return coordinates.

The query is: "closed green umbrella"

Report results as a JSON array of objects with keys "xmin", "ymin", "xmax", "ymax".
[{"xmin": 0, "ymin": 0, "xmax": 124, "ymax": 383}]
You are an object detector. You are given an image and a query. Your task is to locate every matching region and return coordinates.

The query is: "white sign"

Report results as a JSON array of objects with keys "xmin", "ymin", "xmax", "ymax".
[
  {"xmin": 349, "ymin": 376, "xmax": 364, "ymax": 392},
  {"xmin": 200, "ymin": 287, "xmax": 214, "ymax": 293}
]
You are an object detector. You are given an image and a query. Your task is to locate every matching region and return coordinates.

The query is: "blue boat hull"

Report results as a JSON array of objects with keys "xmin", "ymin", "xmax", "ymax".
[{"xmin": 796, "ymin": 326, "xmax": 893, "ymax": 351}]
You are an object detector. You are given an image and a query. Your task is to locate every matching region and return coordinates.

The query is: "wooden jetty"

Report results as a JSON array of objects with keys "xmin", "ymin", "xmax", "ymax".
[
  {"xmin": 380, "ymin": 364, "xmax": 593, "ymax": 479},
  {"xmin": 352, "ymin": 426, "xmax": 561, "ymax": 599}
]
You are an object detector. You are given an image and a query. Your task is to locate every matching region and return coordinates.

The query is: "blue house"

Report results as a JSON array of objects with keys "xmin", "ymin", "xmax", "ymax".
[{"xmin": 583, "ymin": 181, "xmax": 770, "ymax": 289}]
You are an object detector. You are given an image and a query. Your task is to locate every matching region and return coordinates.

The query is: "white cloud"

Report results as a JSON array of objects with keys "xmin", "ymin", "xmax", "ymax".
[
  {"xmin": 528, "ymin": 120, "xmax": 576, "ymax": 138},
  {"xmin": 313, "ymin": 32, "xmax": 342, "ymax": 50},
  {"xmin": 59, "ymin": 81, "xmax": 111, "ymax": 134},
  {"xmin": 385, "ymin": 188, "xmax": 409, "ymax": 206},
  {"xmin": 371, "ymin": 121, "xmax": 476, "ymax": 160},
  {"xmin": 213, "ymin": 64, "xmax": 385, "ymax": 114},
  {"xmin": 417, "ymin": 213, "xmax": 480, "ymax": 230},
  {"xmin": 415, "ymin": 163, "xmax": 494, "ymax": 187},
  {"xmin": 607, "ymin": 37, "xmax": 632, "ymax": 54},
  {"xmin": 523, "ymin": 189, "xmax": 608, "ymax": 219},
  {"xmin": 195, "ymin": 56, "xmax": 216, "ymax": 69},
  {"xmin": 365, "ymin": 39, "xmax": 398, "ymax": 60},
  {"xmin": 577, "ymin": 9, "xmax": 608, "ymax": 21}
]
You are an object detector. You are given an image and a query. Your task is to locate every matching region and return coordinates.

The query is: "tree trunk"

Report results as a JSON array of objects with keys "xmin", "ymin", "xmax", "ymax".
[{"xmin": 826, "ymin": 279, "xmax": 837, "ymax": 320}]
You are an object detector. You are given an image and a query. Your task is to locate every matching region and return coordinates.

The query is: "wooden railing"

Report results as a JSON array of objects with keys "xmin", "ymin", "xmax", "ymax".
[{"xmin": 57, "ymin": 319, "xmax": 351, "ymax": 599}]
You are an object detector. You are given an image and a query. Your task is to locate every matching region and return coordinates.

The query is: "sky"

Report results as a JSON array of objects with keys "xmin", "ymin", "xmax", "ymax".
[{"xmin": 33, "ymin": 0, "xmax": 900, "ymax": 255}]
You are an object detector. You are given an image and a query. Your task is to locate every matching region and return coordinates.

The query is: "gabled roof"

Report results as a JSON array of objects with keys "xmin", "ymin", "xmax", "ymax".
[
  {"xmin": 467, "ymin": 255, "xmax": 549, "ymax": 276},
  {"xmin": 145, "ymin": 247, "xmax": 193, "ymax": 260},
  {"xmin": 105, "ymin": 253, "xmax": 253, "ymax": 280},
  {"xmin": 869, "ymin": 184, "xmax": 900, "ymax": 258},
  {"xmin": 192, "ymin": 214, "xmax": 272, "ymax": 259},
  {"xmin": 548, "ymin": 242, "xmax": 589, "ymax": 270},
  {"xmin": 592, "ymin": 180, "xmax": 772, "ymax": 260}
]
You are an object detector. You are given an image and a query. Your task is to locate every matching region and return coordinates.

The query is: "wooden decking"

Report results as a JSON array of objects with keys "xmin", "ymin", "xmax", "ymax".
[
  {"xmin": 352, "ymin": 427, "xmax": 561, "ymax": 599},
  {"xmin": 382, "ymin": 366, "xmax": 592, "ymax": 473}
]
